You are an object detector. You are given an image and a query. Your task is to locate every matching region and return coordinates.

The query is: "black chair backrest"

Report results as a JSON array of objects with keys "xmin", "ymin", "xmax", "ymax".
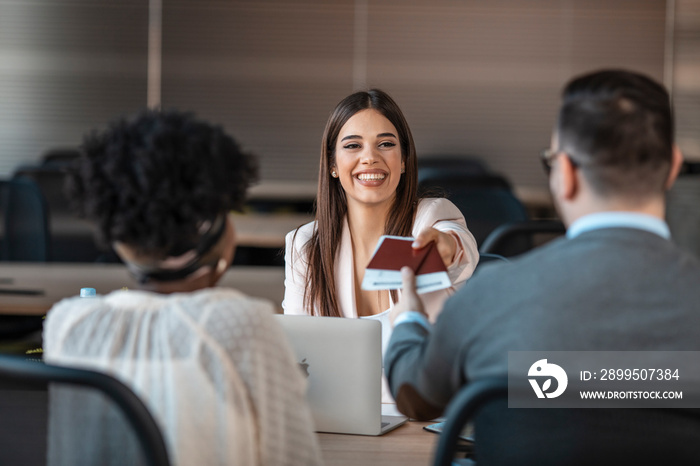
[
  {"xmin": 419, "ymin": 174, "xmax": 529, "ymax": 253},
  {"xmin": 0, "ymin": 355, "xmax": 170, "ymax": 466},
  {"xmin": 0, "ymin": 180, "xmax": 46, "ymax": 337},
  {"xmin": 418, "ymin": 156, "xmax": 491, "ymax": 184},
  {"xmin": 434, "ymin": 377, "xmax": 700, "ymax": 466},
  {"xmin": 2, "ymin": 176, "xmax": 51, "ymax": 261},
  {"xmin": 10, "ymin": 167, "xmax": 117, "ymax": 263},
  {"xmin": 433, "ymin": 378, "xmax": 508, "ymax": 466},
  {"xmin": 479, "ymin": 219, "xmax": 566, "ymax": 257},
  {"xmin": 12, "ymin": 167, "xmax": 72, "ymax": 216},
  {"xmin": 0, "ymin": 179, "xmax": 6, "ymax": 251},
  {"xmin": 474, "ymin": 253, "xmax": 509, "ymax": 273},
  {"xmin": 40, "ymin": 148, "xmax": 80, "ymax": 170},
  {"xmin": 666, "ymin": 169, "xmax": 700, "ymax": 259}
]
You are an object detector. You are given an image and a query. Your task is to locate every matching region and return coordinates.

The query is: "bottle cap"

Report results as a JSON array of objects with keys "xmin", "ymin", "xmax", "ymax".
[{"xmin": 80, "ymin": 287, "xmax": 97, "ymax": 298}]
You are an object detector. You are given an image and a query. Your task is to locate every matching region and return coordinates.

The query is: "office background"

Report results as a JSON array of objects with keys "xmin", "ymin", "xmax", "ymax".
[{"xmin": 0, "ymin": 0, "xmax": 698, "ymax": 195}]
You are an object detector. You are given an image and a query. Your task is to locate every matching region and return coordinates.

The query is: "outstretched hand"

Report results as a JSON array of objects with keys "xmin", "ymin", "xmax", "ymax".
[
  {"xmin": 412, "ymin": 227, "xmax": 457, "ymax": 267},
  {"xmin": 390, "ymin": 266, "xmax": 427, "ymax": 326}
]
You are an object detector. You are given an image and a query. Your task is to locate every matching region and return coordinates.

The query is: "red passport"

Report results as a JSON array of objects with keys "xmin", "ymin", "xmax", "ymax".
[{"xmin": 361, "ymin": 236, "xmax": 451, "ymax": 294}]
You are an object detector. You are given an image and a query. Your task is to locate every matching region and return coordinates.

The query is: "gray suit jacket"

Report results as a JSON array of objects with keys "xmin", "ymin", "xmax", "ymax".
[{"xmin": 385, "ymin": 227, "xmax": 700, "ymax": 419}]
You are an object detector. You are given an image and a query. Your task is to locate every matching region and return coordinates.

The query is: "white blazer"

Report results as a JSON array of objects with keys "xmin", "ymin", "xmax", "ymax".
[{"xmin": 283, "ymin": 197, "xmax": 479, "ymax": 321}]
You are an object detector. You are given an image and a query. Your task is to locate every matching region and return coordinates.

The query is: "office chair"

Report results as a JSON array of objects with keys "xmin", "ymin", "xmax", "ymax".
[
  {"xmin": 479, "ymin": 220, "xmax": 566, "ymax": 257},
  {"xmin": 2, "ymin": 176, "xmax": 51, "ymax": 261},
  {"xmin": 418, "ymin": 156, "xmax": 491, "ymax": 184},
  {"xmin": 12, "ymin": 168, "xmax": 72, "ymax": 216},
  {"xmin": 0, "ymin": 354, "xmax": 171, "ymax": 466},
  {"xmin": 667, "ymin": 168, "xmax": 700, "ymax": 259},
  {"xmin": 0, "ymin": 179, "xmax": 6, "ymax": 252},
  {"xmin": 433, "ymin": 377, "xmax": 700, "ymax": 466},
  {"xmin": 11, "ymin": 167, "xmax": 115, "ymax": 262},
  {"xmin": 433, "ymin": 378, "xmax": 507, "ymax": 466},
  {"xmin": 0, "ymin": 180, "xmax": 46, "ymax": 343},
  {"xmin": 474, "ymin": 253, "xmax": 509, "ymax": 273},
  {"xmin": 418, "ymin": 173, "xmax": 529, "ymax": 253},
  {"xmin": 40, "ymin": 148, "xmax": 80, "ymax": 170}
]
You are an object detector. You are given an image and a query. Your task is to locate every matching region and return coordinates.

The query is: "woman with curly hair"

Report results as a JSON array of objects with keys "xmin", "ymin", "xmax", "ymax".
[
  {"xmin": 283, "ymin": 89, "xmax": 479, "ymax": 403},
  {"xmin": 43, "ymin": 109, "xmax": 322, "ymax": 466}
]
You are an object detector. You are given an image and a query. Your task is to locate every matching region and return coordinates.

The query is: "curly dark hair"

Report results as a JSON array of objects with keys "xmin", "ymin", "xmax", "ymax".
[{"xmin": 66, "ymin": 109, "xmax": 258, "ymax": 257}]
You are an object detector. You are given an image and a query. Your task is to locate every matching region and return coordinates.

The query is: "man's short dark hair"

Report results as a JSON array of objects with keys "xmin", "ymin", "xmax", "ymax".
[{"xmin": 557, "ymin": 69, "xmax": 674, "ymax": 199}]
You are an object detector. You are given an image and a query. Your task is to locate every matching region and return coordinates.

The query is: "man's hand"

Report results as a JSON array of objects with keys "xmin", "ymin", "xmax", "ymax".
[
  {"xmin": 390, "ymin": 266, "xmax": 427, "ymax": 326},
  {"xmin": 412, "ymin": 227, "xmax": 457, "ymax": 267}
]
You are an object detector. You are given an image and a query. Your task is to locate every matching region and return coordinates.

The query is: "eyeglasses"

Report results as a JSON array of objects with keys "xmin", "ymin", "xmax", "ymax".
[{"xmin": 540, "ymin": 148, "xmax": 579, "ymax": 176}]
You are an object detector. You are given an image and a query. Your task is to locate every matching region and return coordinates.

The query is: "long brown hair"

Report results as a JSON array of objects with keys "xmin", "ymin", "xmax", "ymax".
[{"xmin": 300, "ymin": 89, "xmax": 419, "ymax": 317}]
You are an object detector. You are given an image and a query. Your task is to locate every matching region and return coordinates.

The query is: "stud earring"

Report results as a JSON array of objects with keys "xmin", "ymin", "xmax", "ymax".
[
  {"xmin": 216, "ymin": 258, "xmax": 227, "ymax": 274},
  {"xmin": 331, "ymin": 170, "xmax": 338, "ymax": 178}
]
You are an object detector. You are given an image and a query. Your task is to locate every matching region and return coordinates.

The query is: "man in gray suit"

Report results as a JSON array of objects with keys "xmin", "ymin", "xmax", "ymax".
[{"xmin": 384, "ymin": 70, "xmax": 700, "ymax": 445}]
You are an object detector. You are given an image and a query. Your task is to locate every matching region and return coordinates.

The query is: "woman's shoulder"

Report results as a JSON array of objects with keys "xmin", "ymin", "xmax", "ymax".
[
  {"xmin": 197, "ymin": 290, "xmax": 291, "ymax": 351},
  {"xmin": 43, "ymin": 293, "xmax": 126, "ymax": 354},
  {"xmin": 179, "ymin": 288, "xmax": 280, "ymax": 340},
  {"xmin": 46, "ymin": 292, "xmax": 121, "ymax": 324},
  {"xmin": 44, "ymin": 296, "xmax": 93, "ymax": 333},
  {"xmin": 193, "ymin": 287, "xmax": 276, "ymax": 315},
  {"xmin": 285, "ymin": 219, "xmax": 317, "ymax": 245},
  {"xmin": 417, "ymin": 197, "xmax": 462, "ymax": 217}
]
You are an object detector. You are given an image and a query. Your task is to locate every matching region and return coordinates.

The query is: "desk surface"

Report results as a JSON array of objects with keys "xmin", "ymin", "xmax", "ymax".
[
  {"xmin": 230, "ymin": 212, "xmax": 312, "ymax": 248},
  {"xmin": 45, "ymin": 188, "xmax": 552, "ymax": 253},
  {"xmin": 0, "ymin": 263, "xmax": 285, "ymax": 315},
  {"xmin": 49, "ymin": 212, "xmax": 313, "ymax": 251},
  {"xmin": 318, "ymin": 421, "xmax": 439, "ymax": 466}
]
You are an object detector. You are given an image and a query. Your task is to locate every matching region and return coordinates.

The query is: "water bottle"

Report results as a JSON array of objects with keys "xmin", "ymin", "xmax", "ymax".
[{"xmin": 80, "ymin": 287, "xmax": 96, "ymax": 298}]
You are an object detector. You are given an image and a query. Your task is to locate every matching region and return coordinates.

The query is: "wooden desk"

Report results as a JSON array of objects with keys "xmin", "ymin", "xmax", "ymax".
[
  {"xmin": 47, "ymin": 212, "xmax": 313, "ymax": 256},
  {"xmin": 0, "ymin": 263, "xmax": 285, "ymax": 315},
  {"xmin": 248, "ymin": 181, "xmax": 317, "ymax": 201},
  {"xmin": 231, "ymin": 212, "xmax": 312, "ymax": 248},
  {"xmin": 318, "ymin": 421, "xmax": 439, "ymax": 466}
]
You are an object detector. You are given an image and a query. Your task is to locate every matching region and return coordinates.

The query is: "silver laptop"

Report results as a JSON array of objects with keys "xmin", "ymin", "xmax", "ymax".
[{"xmin": 273, "ymin": 314, "xmax": 407, "ymax": 435}]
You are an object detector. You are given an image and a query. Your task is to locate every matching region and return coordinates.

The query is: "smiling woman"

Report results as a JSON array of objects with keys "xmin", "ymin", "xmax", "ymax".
[
  {"xmin": 282, "ymin": 89, "xmax": 480, "ymax": 403},
  {"xmin": 333, "ymin": 109, "xmax": 405, "ymax": 210}
]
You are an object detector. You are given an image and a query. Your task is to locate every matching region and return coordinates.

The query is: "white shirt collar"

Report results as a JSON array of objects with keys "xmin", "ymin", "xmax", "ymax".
[{"xmin": 567, "ymin": 212, "xmax": 671, "ymax": 240}]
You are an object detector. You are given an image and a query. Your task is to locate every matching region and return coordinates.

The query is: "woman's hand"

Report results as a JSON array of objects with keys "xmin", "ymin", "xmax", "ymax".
[{"xmin": 412, "ymin": 227, "xmax": 457, "ymax": 267}]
